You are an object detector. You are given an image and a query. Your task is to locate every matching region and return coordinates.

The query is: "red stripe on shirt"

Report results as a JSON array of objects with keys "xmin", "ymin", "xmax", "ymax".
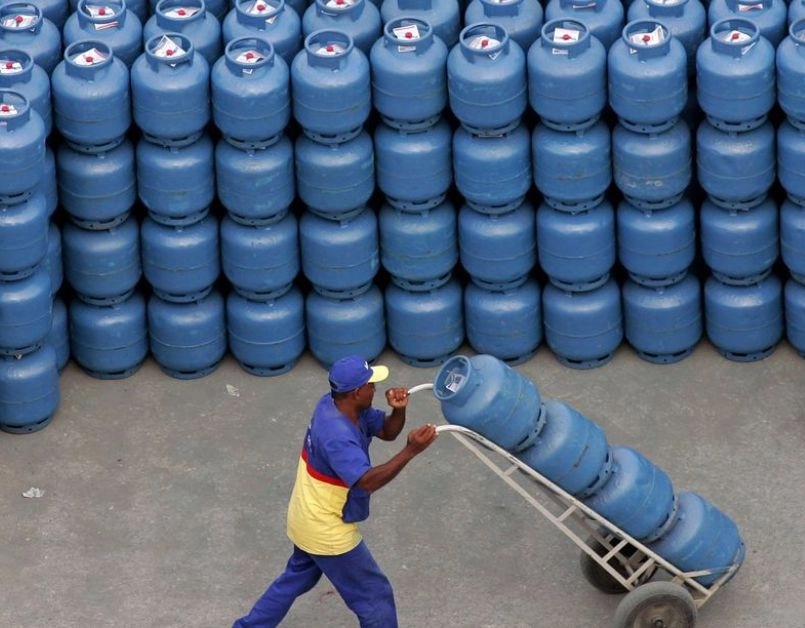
[{"xmin": 301, "ymin": 447, "xmax": 348, "ymax": 488}]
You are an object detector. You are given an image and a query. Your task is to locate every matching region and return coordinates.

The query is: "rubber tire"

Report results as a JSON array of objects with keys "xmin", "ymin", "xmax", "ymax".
[
  {"xmin": 579, "ymin": 535, "xmax": 654, "ymax": 594},
  {"xmin": 613, "ymin": 581, "xmax": 697, "ymax": 628}
]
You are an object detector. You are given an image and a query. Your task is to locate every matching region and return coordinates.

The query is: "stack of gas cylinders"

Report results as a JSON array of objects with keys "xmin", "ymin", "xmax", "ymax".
[
  {"xmin": 0, "ymin": 87, "xmax": 59, "ymax": 433},
  {"xmin": 3, "ymin": 0, "xmax": 805, "ymax": 431},
  {"xmin": 434, "ymin": 353, "xmax": 746, "ymax": 589}
]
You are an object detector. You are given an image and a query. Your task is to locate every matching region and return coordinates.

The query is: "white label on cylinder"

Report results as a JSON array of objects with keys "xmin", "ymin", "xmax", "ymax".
[
  {"xmin": 165, "ymin": 6, "xmax": 200, "ymax": 18},
  {"xmin": 154, "ymin": 35, "xmax": 186, "ymax": 58},
  {"xmin": 393, "ymin": 23, "xmax": 420, "ymax": 52},
  {"xmin": 72, "ymin": 47, "xmax": 109, "ymax": 66},
  {"xmin": 738, "ymin": 2, "xmax": 764, "ymax": 10},
  {"xmin": 2, "ymin": 14, "xmax": 37, "ymax": 28},
  {"xmin": 0, "ymin": 104, "xmax": 19, "ymax": 117},
  {"xmin": 86, "ymin": 5, "xmax": 118, "ymax": 17},
  {"xmin": 571, "ymin": 2, "xmax": 598, "ymax": 9},
  {"xmin": 443, "ymin": 371, "xmax": 465, "ymax": 393},
  {"xmin": 628, "ymin": 25, "xmax": 665, "ymax": 50},
  {"xmin": 552, "ymin": 26, "xmax": 580, "ymax": 53},
  {"xmin": 314, "ymin": 42, "xmax": 346, "ymax": 56},
  {"xmin": 0, "ymin": 60, "xmax": 23, "ymax": 75},
  {"xmin": 236, "ymin": 50, "xmax": 265, "ymax": 64},
  {"xmin": 247, "ymin": 1, "xmax": 271, "ymax": 13},
  {"xmin": 718, "ymin": 29, "xmax": 752, "ymax": 44},
  {"xmin": 325, "ymin": 0, "xmax": 355, "ymax": 7}
]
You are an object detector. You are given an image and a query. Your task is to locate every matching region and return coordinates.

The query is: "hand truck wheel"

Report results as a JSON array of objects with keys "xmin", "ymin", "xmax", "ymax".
[{"xmin": 613, "ymin": 581, "xmax": 697, "ymax": 628}]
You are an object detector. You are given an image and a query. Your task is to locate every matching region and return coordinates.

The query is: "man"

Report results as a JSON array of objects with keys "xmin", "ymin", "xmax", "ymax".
[{"xmin": 234, "ymin": 355, "xmax": 438, "ymax": 627}]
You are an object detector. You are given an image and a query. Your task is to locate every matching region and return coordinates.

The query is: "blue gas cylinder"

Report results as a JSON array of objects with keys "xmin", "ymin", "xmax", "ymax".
[
  {"xmin": 0, "ymin": 344, "xmax": 59, "ymax": 433},
  {"xmin": 459, "ymin": 200, "xmax": 536, "ymax": 290},
  {"xmin": 584, "ymin": 445, "xmax": 677, "ymax": 542},
  {"xmin": 62, "ymin": 0, "xmax": 143, "ymax": 67},
  {"xmin": 0, "ymin": 90, "xmax": 44, "ymax": 204},
  {"xmin": 97, "ymin": 0, "xmax": 148, "ymax": 22},
  {"xmin": 385, "ymin": 278, "xmax": 464, "ymax": 367},
  {"xmin": 215, "ymin": 134, "xmax": 295, "ymax": 223},
  {"xmin": 41, "ymin": 147, "xmax": 56, "ymax": 217},
  {"xmin": 708, "ymin": 0, "xmax": 786, "ymax": 47},
  {"xmin": 627, "ymin": 0, "xmax": 706, "ymax": 75},
  {"xmin": 612, "ymin": 119, "xmax": 692, "ymax": 209},
  {"xmin": 141, "ymin": 212, "xmax": 220, "ymax": 303},
  {"xmin": 617, "ymin": 196, "xmax": 696, "ymax": 287},
  {"xmin": 0, "ymin": 49, "xmax": 51, "ymax": 137},
  {"xmin": 453, "ymin": 122, "xmax": 531, "ymax": 213},
  {"xmin": 704, "ymin": 274, "xmax": 783, "ymax": 361},
  {"xmin": 291, "ymin": 30, "xmax": 370, "ymax": 144},
  {"xmin": 131, "ymin": 33, "xmax": 210, "ymax": 143},
  {"xmin": 517, "ymin": 399, "xmax": 612, "ymax": 498},
  {"xmin": 700, "ymin": 196, "xmax": 779, "ymax": 285},
  {"xmin": 608, "ymin": 20, "xmax": 688, "ymax": 132},
  {"xmin": 544, "ymin": 0, "xmax": 624, "ymax": 50},
  {"xmin": 374, "ymin": 119, "xmax": 452, "ymax": 209},
  {"xmin": 781, "ymin": 198, "xmax": 805, "ymax": 281},
  {"xmin": 221, "ymin": 211, "xmax": 299, "ymax": 300},
  {"xmin": 380, "ymin": 0, "xmax": 459, "ymax": 48},
  {"xmin": 56, "ymin": 139, "xmax": 136, "ymax": 229},
  {"xmin": 532, "ymin": 120, "xmax": 611, "ymax": 211},
  {"xmin": 45, "ymin": 220, "xmax": 62, "ymax": 294},
  {"xmin": 527, "ymin": 19, "xmax": 607, "ymax": 131},
  {"xmin": 212, "ymin": 37, "xmax": 290, "ymax": 145},
  {"xmin": 369, "ymin": 17, "xmax": 448, "ymax": 131},
  {"xmin": 145, "ymin": 0, "xmax": 223, "ymax": 65},
  {"xmin": 464, "ymin": 278, "xmax": 542, "ymax": 365},
  {"xmin": 300, "ymin": 208, "xmax": 379, "ymax": 298},
  {"xmin": 51, "ymin": 41, "xmax": 131, "ymax": 151},
  {"xmin": 305, "ymin": 284, "xmax": 386, "ymax": 366},
  {"xmin": 302, "ymin": 0, "xmax": 381, "ymax": 55},
  {"xmin": 776, "ymin": 119, "xmax": 805, "ymax": 204},
  {"xmin": 447, "ymin": 23, "xmax": 527, "ymax": 135},
  {"xmin": 62, "ymin": 214, "xmax": 141, "ymax": 305},
  {"xmin": 649, "ymin": 491, "xmax": 745, "ymax": 586},
  {"xmin": 0, "ymin": 4, "xmax": 62, "ymax": 74},
  {"xmin": 777, "ymin": 20, "xmax": 805, "ymax": 126},
  {"xmin": 785, "ymin": 278, "xmax": 805, "ymax": 356},
  {"xmin": 136, "ymin": 132, "xmax": 215, "ymax": 226},
  {"xmin": 696, "ymin": 18, "xmax": 775, "ymax": 130},
  {"xmin": 0, "ymin": 265, "xmax": 51, "ymax": 354},
  {"xmin": 0, "ymin": 191, "xmax": 47, "ymax": 280},
  {"xmin": 177, "ymin": 0, "xmax": 226, "ymax": 20},
  {"xmin": 48, "ymin": 296, "xmax": 69, "ymax": 371},
  {"xmin": 148, "ymin": 289, "xmax": 227, "ymax": 379},
  {"xmin": 696, "ymin": 119, "xmax": 775, "ymax": 209},
  {"xmin": 68, "ymin": 292, "xmax": 148, "ymax": 379},
  {"xmin": 623, "ymin": 274, "xmax": 702, "ymax": 363},
  {"xmin": 433, "ymin": 353, "xmax": 543, "ymax": 451},
  {"xmin": 1, "ymin": 0, "xmax": 69, "ymax": 29},
  {"xmin": 537, "ymin": 199, "xmax": 615, "ymax": 292},
  {"xmin": 295, "ymin": 130, "xmax": 375, "ymax": 217},
  {"xmin": 222, "ymin": 0, "xmax": 302, "ymax": 67},
  {"xmin": 379, "ymin": 200, "xmax": 457, "ymax": 291},
  {"xmin": 465, "ymin": 0, "xmax": 543, "ymax": 52},
  {"xmin": 543, "ymin": 278, "xmax": 623, "ymax": 368},
  {"xmin": 227, "ymin": 287, "xmax": 306, "ymax": 376}
]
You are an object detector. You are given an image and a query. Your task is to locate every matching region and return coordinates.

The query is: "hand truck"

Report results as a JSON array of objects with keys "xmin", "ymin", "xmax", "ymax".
[{"xmin": 408, "ymin": 383, "xmax": 743, "ymax": 628}]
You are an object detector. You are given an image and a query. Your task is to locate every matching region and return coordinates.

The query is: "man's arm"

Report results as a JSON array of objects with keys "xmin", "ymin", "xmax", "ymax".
[
  {"xmin": 376, "ymin": 387, "xmax": 409, "ymax": 441},
  {"xmin": 355, "ymin": 424, "xmax": 437, "ymax": 493}
]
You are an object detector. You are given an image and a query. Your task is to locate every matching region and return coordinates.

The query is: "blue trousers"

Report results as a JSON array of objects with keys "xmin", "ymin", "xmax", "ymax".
[{"xmin": 233, "ymin": 541, "xmax": 398, "ymax": 628}]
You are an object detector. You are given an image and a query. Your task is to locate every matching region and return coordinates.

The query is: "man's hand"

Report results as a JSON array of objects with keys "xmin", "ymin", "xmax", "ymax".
[
  {"xmin": 406, "ymin": 424, "xmax": 438, "ymax": 454},
  {"xmin": 385, "ymin": 387, "xmax": 409, "ymax": 409}
]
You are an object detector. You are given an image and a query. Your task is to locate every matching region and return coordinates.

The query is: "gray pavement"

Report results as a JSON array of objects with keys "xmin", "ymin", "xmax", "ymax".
[{"xmin": 2, "ymin": 340, "xmax": 804, "ymax": 627}]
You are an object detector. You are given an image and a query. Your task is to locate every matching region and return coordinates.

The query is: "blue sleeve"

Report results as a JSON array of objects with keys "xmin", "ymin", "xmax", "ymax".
[
  {"xmin": 322, "ymin": 435, "xmax": 371, "ymax": 488},
  {"xmin": 364, "ymin": 407, "xmax": 386, "ymax": 437}
]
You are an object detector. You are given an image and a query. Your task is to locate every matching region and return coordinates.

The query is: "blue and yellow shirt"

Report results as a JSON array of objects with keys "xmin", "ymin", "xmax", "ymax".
[{"xmin": 286, "ymin": 393, "xmax": 385, "ymax": 555}]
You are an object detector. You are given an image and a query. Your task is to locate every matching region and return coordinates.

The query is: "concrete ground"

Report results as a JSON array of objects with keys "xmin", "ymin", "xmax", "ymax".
[{"xmin": 2, "ymin": 339, "xmax": 804, "ymax": 628}]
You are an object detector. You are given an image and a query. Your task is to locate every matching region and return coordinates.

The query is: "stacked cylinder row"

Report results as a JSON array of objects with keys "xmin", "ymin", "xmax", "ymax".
[{"xmin": 3, "ymin": 0, "xmax": 805, "ymax": 433}]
